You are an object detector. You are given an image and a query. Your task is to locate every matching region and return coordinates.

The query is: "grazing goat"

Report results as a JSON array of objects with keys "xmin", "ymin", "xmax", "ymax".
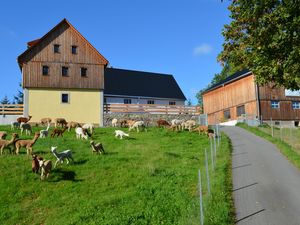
[
  {"xmin": 40, "ymin": 118, "xmax": 52, "ymax": 126},
  {"xmin": 51, "ymin": 127, "xmax": 67, "ymax": 138},
  {"xmin": 171, "ymin": 119, "xmax": 183, "ymax": 131},
  {"xmin": 75, "ymin": 127, "xmax": 88, "ymax": 140},
  {"xmin": 20, "ymin": 122, "xmax": 32, "ymax": 135},
  {"xmin": 82, "ymin": 123, "xmax": 94, "ymax": 134},
  {"xmin": 11, "ymin": 121, "xmax": 20, "ymax": 130},
  {"xmin": 40, "ymin": 123, "xmax": 50, "ymax": 138},
  {"xmin": 192, "ymin": 125, "xmax": 209, "ymax": 135},
  {"xmin": 37, "ymin": 158, "xmax": 52, "ymax": 180},
  {"xmin": 156, "ymin": 119, "xmax": 170, "ymax": 128},
  {"xmin": 17, "ymin": 115, "xmax": 32, "ymax": 124},
  {"xmin": 31, "ymin": 154, "xmax": 40, "ymax": 173},
  {"xmin": 0, "ymin": 131, "xmax": 7, "ymax": 140},
  {"xmin": 111, "ymin": 118, "xmax": 118, "ymax": 127},
  {"xmin": 129, "ymin": 121, "xmax": 147, "ymax": 132},
  {"xmin": 0, "ymin": 133, "xmax": 18, "ymax": 155},
  {"xmin": 54, "ymin": 118, "xmax": 68, "ymax": 128},
  {"xmin": 15, "ymin": 132, "xmax": 40, "ymax": 155},
  {"xmin": 120, "ymin": 119, "xmax": 135, "ymax": 128},
  {"xmin": 181, "ymin": 120, "xmax": 196, "ymax": 131},
  {"xmin": 207, "ymin": 129, "xmax": 215, "ymax": 139},
  {"xmin": 67, "ymin": 121, "xmax": 81, "ymax": 132},
  {"xmin": 90, "ymin": 141, "xmax": 105, "ymax": 154},
  {"xmin": 115, "ymin": 130, "xmax": 129, "ymax": 139},
  {"xmin": 51, "ymin": 146, "xmax": 73, "ymax": 168}
]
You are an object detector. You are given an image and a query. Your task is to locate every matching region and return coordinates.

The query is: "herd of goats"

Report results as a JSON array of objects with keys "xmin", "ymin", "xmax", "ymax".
[{"xmin": 0, "ymin": 116, "xmax": 212, "ymax": 180}]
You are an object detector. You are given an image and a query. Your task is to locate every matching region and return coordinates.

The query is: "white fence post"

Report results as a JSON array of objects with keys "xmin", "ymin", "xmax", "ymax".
[
  {"xmin": 205, "ymin": 149, "xmax": 211, "ymax": 196},
  {"xmin": 198, "ymin": 169, "xmax": 204, "ymax": 225}
]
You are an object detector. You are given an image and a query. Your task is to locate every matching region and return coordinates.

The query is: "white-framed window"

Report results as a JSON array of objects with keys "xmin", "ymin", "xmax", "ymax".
[
  {"xmin": 292, "ymin": 101, "xmax": 300, "ymax": 109},
  {"xmin": 61, "ymin": 93, "xmax": 70, "ymax": 104},
  {"xmin": 147, "ymin": 100, "xmax": 154, "ymax": 104},
  {"xmin": 271, "ymin": 100, "xmax": 280, "ymax": 109},
  {"xmin": 124, "ymin": 99, "xmax": 131, "ymax": 104},
  {"xmin": 169, "ymin": 101, "xmax": 176, "ymax": 105}
]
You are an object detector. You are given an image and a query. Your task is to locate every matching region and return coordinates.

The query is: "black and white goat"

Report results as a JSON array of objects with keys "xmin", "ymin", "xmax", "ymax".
[{"xmin": 51, "ymin": 146, "xmax": 73, "ymax": 168}]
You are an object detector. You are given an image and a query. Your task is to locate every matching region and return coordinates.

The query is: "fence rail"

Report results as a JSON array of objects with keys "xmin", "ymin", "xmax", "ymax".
[
  {"xmin": 0, "ymin": 104, "xmax": 24, "ymax": 115},
  {"xmin": 104, "ymin": 103, "xmax": 201, "ymax": 115}
]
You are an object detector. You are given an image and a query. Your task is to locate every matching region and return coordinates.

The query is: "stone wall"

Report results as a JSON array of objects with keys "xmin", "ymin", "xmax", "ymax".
[{"xmin": 103, "ymin": 113, "xmax": 199, "ymax": 127}]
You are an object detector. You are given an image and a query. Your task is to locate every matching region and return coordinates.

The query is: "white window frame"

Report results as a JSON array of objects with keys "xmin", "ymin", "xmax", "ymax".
[
  {"xmin": 292, "ymin": 101, "xmax": 300, "ymax": 109},
  {"xmin": 271, "ymin": 100, "xmax": 280, "ymax": 109}
]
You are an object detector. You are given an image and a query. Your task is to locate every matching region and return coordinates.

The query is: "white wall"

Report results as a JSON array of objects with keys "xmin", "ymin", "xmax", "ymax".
[{"xmin": 0, "ymin": 115, "xmax": 19, "ymax": 125}]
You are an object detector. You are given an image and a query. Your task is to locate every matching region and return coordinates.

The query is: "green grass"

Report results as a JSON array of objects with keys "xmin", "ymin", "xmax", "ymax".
[
  {"xmin": 0, "ymin": 126, "xmax": 234, "ymax": 225},
  {"xmin": 237, "ymin": 123, "xmax": 300, "ymax": 170}
]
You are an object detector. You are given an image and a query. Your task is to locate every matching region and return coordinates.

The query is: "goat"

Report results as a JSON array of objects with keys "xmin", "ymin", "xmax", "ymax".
[
  {"xmin": 82, "ymin": 123, "xmax": 94, "ymax": 134},
  {"xmin": 90, "ymin": 141, "xmax": 105, "ymax": 154},
  {"xmin": 171, "ymin": 119, "xmax": 183, "ymax": 131},
  {"xmin": 111, "ymin": 118, "xmax": 118, "ymax": 127},
  {"xmin": 120, "ymin": 119, "xmax": 135, "ymax": 128},
  {"xmin": 17, "ymin": 115, "xmax": 32, "ymax": 124},
  {"xmin": 54, "ymin": 118, "xmax": 68, "ymax": 128},
  {"xmin": 51, "ymin": 146, "xmax": 73, "ymax": 168},
  {"xmin": 67, "ymin": 121, "xmax": 81, "ymax": 132},
  {"xmin": 11, "ymin": 121, "xmax": 20, "ymax": 130},
  {"xmin": 37, "ymin": 158, "xmax": 52, "ymax": 180},
  {"xmin": 50, "ymin": 127, "xmax": 67, "ymax": 138},
  {"xmin": 40, "ymin": 123, "xmax": 50, "ymax": 138},
  {"xmin": 31, "ymin": 154, "xmax": 40, "ymax": 173},
  {"xmin": 0, "ymin": 133, "xmax": 18, "ymax": 155},
  {"xmin": 0, "ymin": 131, "xmax": 7, "ymax": 140},
  {"xmin": 129, "ymin": 121, "xmax": 147, "ymax": 132},
  {"xmin": 40, "ymin": 118, "xmax": 52, "ymax": 126},
  {"xmin": 156, "ymin": 119, "xmax": 170, "ymax": 128},
  {"xmin": 115, "ymin": 130, "xmax": 129, "ymax": 139},
  {"xmin": 181, "ymin": 120, "xmax": 196, "ymax": 131},
  {"xmin": 75, "ymin": 127, "xmax": 88, "ymax": 140},
  {"xmin": 192, "ymin": 125, "xmax": 209, "ymax": 135},
  {"xmin": 20, "ymin": 122, "xmax": 32, "ymax": 135},
  {"xmin": 207, "ymin": 129, "xmax": 215, "ymax": 139},
  {"xmin": 15, "ymin": 132, "xmax": 40, "ymax": 155}
]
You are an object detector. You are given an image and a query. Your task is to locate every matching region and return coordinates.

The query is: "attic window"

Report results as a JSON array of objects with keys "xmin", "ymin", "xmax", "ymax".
[
  {"xmin": 169, "ymin": 101, "xmax": 176, "ymax": 105},
  {"xmin": 54, "ymin": 44, "xmax": 60, "ymax": 53},
  {"xmin": 62, "ymin": 67, "xmax": 69, "ymax": 76},
  {"xmin": 81, "ymin": 68, "xmax": 87, "ymax": 77},
  {"xmin": 147, "ymin": 100, "xmax": 154, "ymax": 105},
  {"xmin": 71, "ymin": 45, "xmax": 77, "ymax": 54},
  {"xmin": 42, "ymin": 66, "xmax": 49, "ymax": 76}
]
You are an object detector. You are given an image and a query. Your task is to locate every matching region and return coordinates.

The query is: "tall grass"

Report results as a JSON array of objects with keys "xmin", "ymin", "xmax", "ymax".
[{"xmin": 0, "ymin": 126, "xmax": 234, "ymax": 225}]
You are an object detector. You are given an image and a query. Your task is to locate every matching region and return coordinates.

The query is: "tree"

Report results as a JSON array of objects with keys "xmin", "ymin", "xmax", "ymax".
[
  {"xmin": 186, "ymin": 98, "xmax": 192, "ymax": 106},
  {"xmin": 1, "ymin": 95, "xmax": 10, "ymax": 104},
  {"xmin": 14, "ymin": 82, "xmax": 23, "ymax": 104},
  {"xmin": 218, "ymin": 0, "xmax": 300, "ymax": 90}
]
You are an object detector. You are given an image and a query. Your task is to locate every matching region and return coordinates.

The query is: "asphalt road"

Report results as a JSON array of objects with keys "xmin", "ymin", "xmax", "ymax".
[{"xmin": 222, "ymin": 126, "xmax": 300, "ymax": 225}]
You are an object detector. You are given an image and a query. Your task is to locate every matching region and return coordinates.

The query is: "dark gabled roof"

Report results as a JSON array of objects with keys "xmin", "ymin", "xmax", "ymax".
[
  {"xmin": 104, "ymin": 68, "xmax": 186, "ymax": 100},
  {"xmin": 203, "ymin": 69, "xmax": 252, "ymax": 94}
]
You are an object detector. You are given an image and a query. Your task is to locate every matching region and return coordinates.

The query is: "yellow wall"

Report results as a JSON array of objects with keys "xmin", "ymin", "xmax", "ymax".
[{"xmin": 28, "ymin": 88, "xmax": 102, "ymax": 125}]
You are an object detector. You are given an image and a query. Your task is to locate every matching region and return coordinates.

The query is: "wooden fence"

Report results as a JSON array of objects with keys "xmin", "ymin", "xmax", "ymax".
[
  {"xmin": 0, "ymin": 104, "xmax": 24, "ymax": 115},
  {"xmin": 104, "ymin": 104, "xmax": 201, "ymax": 115}
]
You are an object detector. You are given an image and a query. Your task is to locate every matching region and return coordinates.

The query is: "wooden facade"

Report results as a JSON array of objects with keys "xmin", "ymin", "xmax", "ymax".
[{"xmin": 203, "ymin": 71, "xmax": 300, "ymax": 125}]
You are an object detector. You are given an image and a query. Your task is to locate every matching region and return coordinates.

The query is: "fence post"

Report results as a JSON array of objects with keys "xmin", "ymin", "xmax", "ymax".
[
  {"xmin": 198, "ymin": 169, "xmax": 204, "ymax": 225},
  {"xmin": 280, "ymin": 126, "xmax": 283, "ymax": 141},
  {"xmin": 213, "ymin": 132, "xmax": 217, "ymax": 156},
  {"xmin": 271, "ymin": 117, "xmax": 274, "ymax": 137},
  {"xmin": 205, "ymin": 149, "xmax": 211, "ymax": 196},
  {"xmin": 210, "ymin": 139, "xmax": 214, "ymax": 170}
]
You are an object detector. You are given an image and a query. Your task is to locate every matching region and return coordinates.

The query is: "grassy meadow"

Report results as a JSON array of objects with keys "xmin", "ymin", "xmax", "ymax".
[{"xmin": 0, "ymin": 125, "xmax": 234, "ymax": 225}]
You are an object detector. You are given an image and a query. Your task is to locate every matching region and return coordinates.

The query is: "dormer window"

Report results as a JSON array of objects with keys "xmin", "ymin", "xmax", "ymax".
[
  {"xmin": 54, "ymin": 44, "xmax": 60, "ymax": 53},
  {"xmin": 42, "ymin": 66, "xmax": 49, "ymax": 75},
  {"xmin": 62, "ymin": 66, "xmax": 69, "ymax": 76},
  {"xmin": 71, "ymin": 45, "xmax": 77, "ymax": 54}
]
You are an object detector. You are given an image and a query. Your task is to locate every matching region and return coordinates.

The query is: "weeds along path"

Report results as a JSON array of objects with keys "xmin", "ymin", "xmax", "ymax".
[{"xmin": 223, "ymin": 126, "xmax": 300, "ymax": 225}]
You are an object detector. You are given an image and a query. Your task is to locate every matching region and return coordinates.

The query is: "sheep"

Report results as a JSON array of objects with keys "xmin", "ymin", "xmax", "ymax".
[
  {"xmin": 67, "ymin": 121, "xmax": 81, "ymax": 132},
  {"xmin": 31, "ymin": 154, "xmax": 40, "ymax": 173},
  {"xmin": 115, "ymin": 130, "xmax": 129, "ymax": 139},
  {"xmin": 51, "ymin": 146, "xmax": 73, "ymax": 168},
  {"xmin": 181, "ymin": 120, "xmax": 196, "ymax": 131},
  {"xmin": 90, "ymin": 141, "xmax": 105, "ymax": 154},
  {"xmin": 54, "ymin": 118, "xmax": 68, "ymax": 128},
  {"xmin": 17, "ymin": 115, "xmax": 32, "ymax": 124},
  {"xmin": 156, "ymin": 119, "xmax": 170, "ymax": 128},
  {"xmin": 129, "ymin": 121, "xmax": 147, "ymax": 132},
  {"xmin": 111, "ymin": 118, "xmax": 118, "ymax": 127},
  {"xmin": 0, "ymin": 133, "xmax": 18, "ymax": 155},
  {"xmin": 40, "ymin": 123, "xmax": 50, "ymax": 138},
  {"xmin": 50, "ymin": 127, "xmax": 68, "ymax": 138},
  {"xmin": 15, "ymin": 132, "xmax": 40, "ymax": 155},
  {"xmin": 75, "ymin": 127, "xmax": 88, "ymax": 140},
  {"xmin": 171, "ymin": 119, "xmax": 183, "ymax": 131},
  {"xmin": 10, "ymin": 121, "xmax": 20, "ymax": 130},
  {"xmin": 0, "ymin": 131, "xmax": 7, "ymax": 140},
  {"xmin": 37, "ymin": 158, "xmax": 52, "ymax": 180},
  {"xmin": 40, "ymin": 118, "xmax": 52, "ymax": 126},
  {"xmin": 82, "ymin": 123, "xmax": 94, "ymax": 134},
  {"xmin": 20, "ymin": 122, "xmax": 32, "ymax": 135}
]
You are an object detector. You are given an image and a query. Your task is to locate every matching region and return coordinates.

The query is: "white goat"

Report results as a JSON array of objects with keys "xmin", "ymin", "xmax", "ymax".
[
  {"xmin": 51, "ymin": 146, "xmax": 73, "ymax": 168},
  {"xmin": 181, "ymin": 120, "xmax": 196, "ymax": 131},
  {"xmin": 20, "ymin": 122, "xmax": 32, "ymax": 135},
  {"xmin": 11, "ymin": 121, "xmax": 20, "ymax": 130},
  {"xmin": 115, "ymin": 130, "xmax": 129, "ymax": 139},
  {"xmin": 75, "ymin": 127, "xmax": 88, "ymax": 140},
  {"xmin": 129, "ymin": 121, "xmax": 147, "ymax": 132},
  {"xmin": 111, "ymin": 118, "xmax": 118, "ymax": 127},
  {"xmin": 82, "ymin": 123, "xmax": 94, "ymax": 134},
  {"xmin": 37, "ymin": 158, "xmax": 52, "ymax": 180},
  {"xmin": 40, "ymin": 123, "xmax": 50, "ymax": 138},
  {"xmin": 171, "ymin": 119, "xmax": 183, "ymax": 131}
]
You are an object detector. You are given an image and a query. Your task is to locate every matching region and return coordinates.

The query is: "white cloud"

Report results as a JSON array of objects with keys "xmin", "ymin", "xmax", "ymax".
[{"xmin": 193, "ymin": 44, "xmax": 212, "ymax": 56}]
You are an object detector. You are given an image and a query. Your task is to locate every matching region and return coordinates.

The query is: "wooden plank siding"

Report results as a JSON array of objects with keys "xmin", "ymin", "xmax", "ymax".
[
  {"xmin": 20, "ymin": 21, "xmax": 106, "ymax": 89},
  {"xmin": 203, "ymin": 74, "xmax": 258, "ymax": 124}
]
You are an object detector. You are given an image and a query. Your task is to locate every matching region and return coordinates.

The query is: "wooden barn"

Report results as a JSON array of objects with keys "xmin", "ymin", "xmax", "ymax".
[{"xmin": 203, "ymin": 69, "xmax": 300, "ymax": 126}]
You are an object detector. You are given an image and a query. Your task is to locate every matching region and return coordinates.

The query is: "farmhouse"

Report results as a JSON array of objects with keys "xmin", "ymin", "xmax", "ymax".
[
  {"xmin": 17, "ymin": 19, "xmax": 186, "ymax": 126},
  {"xmin": 202, "ymin": 69, "xmax": 300, "ymax": 126}
]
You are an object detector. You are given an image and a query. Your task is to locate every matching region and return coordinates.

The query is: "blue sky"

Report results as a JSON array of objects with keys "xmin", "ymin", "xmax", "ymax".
[{"xmin": 0, "ymin": 0, "xmax": 231, "ymax": 104}]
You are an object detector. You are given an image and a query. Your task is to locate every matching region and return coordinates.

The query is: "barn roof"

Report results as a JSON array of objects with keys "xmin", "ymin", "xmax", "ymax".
[
  {"xmin": 203, "ymin": 69, "xmax": 252, "ymax": 94},
  {"xmin": 104, "ymin": 68, "xmax": 186, "ymax": 100}
]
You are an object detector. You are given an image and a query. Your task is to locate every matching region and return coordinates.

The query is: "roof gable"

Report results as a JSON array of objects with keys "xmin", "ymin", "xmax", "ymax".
[
  {"xmin": 104, "ymin": 68, "xmax": 186, "ymax": 100},
  {"xmin": 18, "ymin": 18, "xmax": 108, "ymax": 68}
]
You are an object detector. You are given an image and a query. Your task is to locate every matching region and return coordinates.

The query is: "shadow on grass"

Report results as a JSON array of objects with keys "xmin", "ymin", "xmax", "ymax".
[
  {"xmin": 164, "ymin": 152, "xmax": 180, "ymax": 158},
  {"xmin": 73, "ymin": 159, "xmax": 88, "ymax": 165},
  {"xmin": 104, "ymin": 152, "xmax": 118, "ymax": 155},
  {"xmin": 50, "ymin": 168, "xmax": 83, "ymax": 182}
]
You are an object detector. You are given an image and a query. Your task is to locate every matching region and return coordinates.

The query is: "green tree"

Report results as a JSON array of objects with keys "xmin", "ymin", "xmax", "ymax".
[
  {"xmin": 14, "ymin": 82, "xmax": 23, "ymax": 104},
  {"xmin": 1, "ymin": 95, "xmax": 10, "ymax": 104},
  {"xmin": 218, "ymin": 0, "xmax": 300, "ymax": 90}
]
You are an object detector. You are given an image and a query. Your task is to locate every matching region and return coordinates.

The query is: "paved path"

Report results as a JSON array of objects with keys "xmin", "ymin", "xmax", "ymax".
[{"xmin": 222, "ymin": 126, "xmax": 300, "ymax": 225}]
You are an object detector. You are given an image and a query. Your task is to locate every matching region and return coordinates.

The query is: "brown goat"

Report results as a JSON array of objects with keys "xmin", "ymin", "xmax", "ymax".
[
  {"xmin": 32, "ymin": 154, "xmax": 41, "ymax": 173},
  {"xmin": 40, "ymin": 118, "xmax": 52, "ymax": 126},
  {"xmin": 192, "ymin": 125, "xmax": 209, "ymax": 135},
  {"xmin": 0, "ymin": 131, "xmax": 7, "ymax": 140},
  {"xmin": 90, "ymin": 141, "xmax": 105, "ymax": 154},
  {"xmin": 0, "ymin": 133, "xmax": 18, "ymax": 155},
  {"xmin": 54, "ymin": 118, "xmax": 68, "ymax": 128},
  {"xmin": 156, "ymin": 119, "xmax": 170, "ymax": 128},
  {"xmin": 15, "ymin": 132, "xmax": 40, "ymax": 155},
  {"xmin": 17, "ymin": 115, "xmax": 32, "ymax": 124},
  {"xmin": 51, "ymin": 127, "xmax": 68, "ymax": 137}
]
